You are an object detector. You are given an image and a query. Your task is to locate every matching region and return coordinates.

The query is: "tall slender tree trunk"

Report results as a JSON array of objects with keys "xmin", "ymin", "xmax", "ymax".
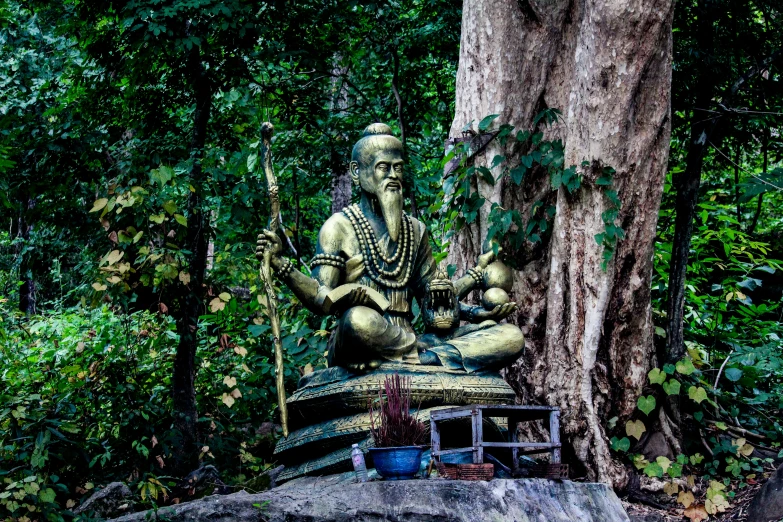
[
  {"xmin": 748, "ymin": 131, "xmax": 767, "ymax": 235},
  {"xmin": 665, "ymin": 0, "xmax": 717, "ymax": 364},
  {"xmin": 16, "ymin": 196, "xmax": 36, "ymax": 314},
  {"xmin": 172, "ymin": 46, "xmax": 212, "ymax": 475},
  {"xmin": 450, "ymin": 0, "xmax": 673, "ymax": 487}
]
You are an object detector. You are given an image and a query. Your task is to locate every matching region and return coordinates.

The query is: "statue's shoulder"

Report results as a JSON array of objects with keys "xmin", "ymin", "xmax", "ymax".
[
  {"xmin": 317, "ymin": 212, "xmax": 354, "ymax": 250},
  {"xmin": 321, "ymin": 211, "xmax": 353, "ymax": 232}
]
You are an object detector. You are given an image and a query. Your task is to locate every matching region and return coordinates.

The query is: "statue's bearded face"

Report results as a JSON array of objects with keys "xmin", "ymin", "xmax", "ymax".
[{"xmin": 354, "ymin": 148, "xmax": 405, "ymax": 242}]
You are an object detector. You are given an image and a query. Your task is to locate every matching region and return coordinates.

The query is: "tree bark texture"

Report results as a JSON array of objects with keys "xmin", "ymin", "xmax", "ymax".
[
  {"xmin": 449, "ymin": 0, "xmax": 673, "ymax": 487},
  {"xmin": 330, "ymin": 61, "xmax": 353, "ymax": 215},
  {"xmin": 330, "ymin": 148, "xmax": 352, "ymax": 215},
  {"xmin": 172, "ymin": 46, "xmax": 213, "ymax": 475}
]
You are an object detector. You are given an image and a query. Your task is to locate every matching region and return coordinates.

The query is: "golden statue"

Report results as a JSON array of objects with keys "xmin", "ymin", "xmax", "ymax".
[{"xmin": 256, "ymin": 123, "xmax": 525, "ymax": 481}]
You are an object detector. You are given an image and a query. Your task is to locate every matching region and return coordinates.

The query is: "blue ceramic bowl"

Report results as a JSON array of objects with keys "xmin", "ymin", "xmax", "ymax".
[{"xmin": 368, "ymin": 446, "xmax": 424, "ymax": 480}]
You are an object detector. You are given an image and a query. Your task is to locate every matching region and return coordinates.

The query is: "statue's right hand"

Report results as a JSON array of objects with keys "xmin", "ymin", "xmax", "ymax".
[{"xmin": 256, "ymin": 230, "xmax": 283, "ymax": 263}]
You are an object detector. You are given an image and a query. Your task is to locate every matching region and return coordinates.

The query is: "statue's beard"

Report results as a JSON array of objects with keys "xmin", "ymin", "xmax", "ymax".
[{"xmin": 377, "ymin": 187, "xmax": 403, "ymax": 242}]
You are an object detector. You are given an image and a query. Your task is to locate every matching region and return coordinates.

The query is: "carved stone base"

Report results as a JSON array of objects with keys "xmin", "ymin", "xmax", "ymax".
[
  {"xmin": 274, "ymin": 364, "xmax": 517, "ymax": 483},
  {"xmin": 288, "ymin": 367, "xmax": 515, "ymax": 429}
]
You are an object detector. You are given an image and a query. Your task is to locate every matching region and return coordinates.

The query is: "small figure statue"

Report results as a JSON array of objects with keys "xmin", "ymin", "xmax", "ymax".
[{"xmin": 257, "ymin": 123, "xmax": 524, "ymax": 374}]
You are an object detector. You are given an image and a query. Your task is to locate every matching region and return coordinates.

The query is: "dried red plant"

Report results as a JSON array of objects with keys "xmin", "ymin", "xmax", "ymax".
[{"xmin": 369, "ymin": 373, "xmax": 428, "ymax": 447}]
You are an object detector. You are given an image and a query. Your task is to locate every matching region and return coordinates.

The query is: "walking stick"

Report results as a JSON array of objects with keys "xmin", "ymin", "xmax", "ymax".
[{"xmin": 258, "ymin": 122, "xmax": 289, "ymax": 437}]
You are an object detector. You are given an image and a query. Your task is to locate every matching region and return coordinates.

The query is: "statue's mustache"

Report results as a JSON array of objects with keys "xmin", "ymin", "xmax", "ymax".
[{"xmin": 382, "ymin": 179, "xmax": 402, "ymax": 191}]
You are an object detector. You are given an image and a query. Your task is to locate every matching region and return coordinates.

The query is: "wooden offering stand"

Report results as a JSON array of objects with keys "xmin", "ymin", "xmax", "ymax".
[{"xmin": 430, "ymin": 404, "xmax": 567, "ymax": 479}]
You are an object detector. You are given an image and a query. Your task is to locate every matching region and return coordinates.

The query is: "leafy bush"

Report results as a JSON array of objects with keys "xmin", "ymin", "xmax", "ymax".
[{"xmin": 0, "ymin": 289, "xmax": 328, "ymax": 518}]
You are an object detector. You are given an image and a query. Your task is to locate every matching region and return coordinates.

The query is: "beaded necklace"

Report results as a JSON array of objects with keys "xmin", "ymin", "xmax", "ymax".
[{"xmin": 343, "ymin": 204, "xmax": 415, "ymax": 289}]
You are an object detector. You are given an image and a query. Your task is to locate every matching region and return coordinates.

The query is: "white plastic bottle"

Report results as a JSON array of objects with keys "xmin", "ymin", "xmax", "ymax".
[{"xmin": 351, "ymin": 443, "xmax": 368, "ymax": 482}]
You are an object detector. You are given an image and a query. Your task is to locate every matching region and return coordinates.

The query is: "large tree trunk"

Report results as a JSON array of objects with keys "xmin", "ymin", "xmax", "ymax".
[
  {"xmin": 172, "ymin": 45, "xmax": 212, "ymax": 475},
  {"xmin": 450, "ymin": 0, "xmax": 673, "ymax": 487}
]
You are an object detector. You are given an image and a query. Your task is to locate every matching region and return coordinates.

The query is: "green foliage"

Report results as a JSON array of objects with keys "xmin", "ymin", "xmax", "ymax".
[
  {"xmin": 591, "ymin": 166, "xmax": 625, "ymax": 269},
  {"xmin": 438, "ymin": 110, "xmax": 624, "ymax": 271}
]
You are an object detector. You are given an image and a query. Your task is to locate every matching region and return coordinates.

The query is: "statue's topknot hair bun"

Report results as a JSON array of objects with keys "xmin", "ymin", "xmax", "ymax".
[
  {"xmin": 362, "ymin": 123, "xmax": 394, "ymax": 137},
  {"xmin": 352, "ymin": 122, "xmax": 402, "ymax": 167}
]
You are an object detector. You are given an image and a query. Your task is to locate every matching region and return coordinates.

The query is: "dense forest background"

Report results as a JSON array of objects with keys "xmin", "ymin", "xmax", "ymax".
[{"xmin": 0, "ymin": 0, "xmax": 781, "ymax": 520}]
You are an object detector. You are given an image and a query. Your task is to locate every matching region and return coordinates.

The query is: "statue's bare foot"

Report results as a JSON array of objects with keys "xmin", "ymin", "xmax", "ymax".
[{"xmin": 346, "ymin": 359, "xmax": 383, "ymax": 373}]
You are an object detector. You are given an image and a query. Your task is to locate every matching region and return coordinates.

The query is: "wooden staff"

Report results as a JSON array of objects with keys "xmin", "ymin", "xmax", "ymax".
[{"xmin": 259, "ymin": 122, "xmax": 289, "ymax": 437}]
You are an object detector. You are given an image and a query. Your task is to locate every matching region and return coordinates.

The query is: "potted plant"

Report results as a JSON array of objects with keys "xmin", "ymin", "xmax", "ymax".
[{"xmin": 368, "ymin": 373, "xmax": 428, "ymax": 480}]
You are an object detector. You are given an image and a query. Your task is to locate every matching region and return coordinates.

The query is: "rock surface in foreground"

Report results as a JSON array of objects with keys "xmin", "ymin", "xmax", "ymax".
[{"xmin": 111, "ymin": 473, "xmax": 630, "ymax": 522}]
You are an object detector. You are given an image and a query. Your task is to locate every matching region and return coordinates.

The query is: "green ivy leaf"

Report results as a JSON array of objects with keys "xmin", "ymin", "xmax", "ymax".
[
  {"xmin": 596, "ymin": 173, "xmax": 613, "ymax": 186},
  {"xmin": 476, "ymin": 166, "xmax": 495, "ymax": 185},
  {"xmin": 38, "ymin": 487, "xmax": 56, "ymax": 503},
  {"xmin": 509, "ymin": 165, "xmax": 526, "ymax": 185},
  {"xmin": 667, "ymin": 462, "xmax": 684, "ymax": 478},
  {"xmin": 163, "ymin": 200, "xmax": 177, "ymax": 215},
  {"xmin": 662, "ymin": 379, "xmax": 681, "ymax": 396},
  {"xmin": 643, "ymin": 461, "xmax": 664, "ymax": 478},
  {"xmin": 675, "ymin": 358, "xmax": 696, "ymax": 375},
  {"xmin": 150, "ymin": 165, "xmax": 174, "ymax": 186},
  {"xmin": 648, "ymin": 368, "xmax": 666, "ymax": 385},
  {"xmin": 610, "ymin": 436, "xmax": 631, "ymax": 452},
  {"xmin": 489, "ymin": 154, "xmax": 505, "ymax": 169},
  {"xmin": 688, "ymin": 386, "xmax": 708, "ymax": 403},
  {"xmin": 637, "ymin": 395, "xmax": 656, "ymax": 415},
  {"xmin": 478, "ymin": 114, "xmax": 499, "ymax": 132}
]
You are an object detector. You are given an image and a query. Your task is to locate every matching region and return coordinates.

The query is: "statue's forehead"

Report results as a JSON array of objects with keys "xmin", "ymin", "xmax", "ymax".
[{"xmin": 369, "ymin": 148, "xmax": 403, "ymax": 163}]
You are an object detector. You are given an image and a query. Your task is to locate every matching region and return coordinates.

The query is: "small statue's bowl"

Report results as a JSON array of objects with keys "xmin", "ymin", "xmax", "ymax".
[
  {"xmin": 483, "ymin": 260, "xmax": 513, "ymax": 292},
  {"xmin": 368, "ymin": 446, "xmax": 424, "ymax": 480},
  {"xmin": 482, "ymin": 287, "xmax": 510, "ymax": 310}
]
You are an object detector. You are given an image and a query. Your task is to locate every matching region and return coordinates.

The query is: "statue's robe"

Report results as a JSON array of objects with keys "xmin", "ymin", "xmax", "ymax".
[{"xmin": 321, "ymin": 213, "xmax": 523, "ymax": 373}]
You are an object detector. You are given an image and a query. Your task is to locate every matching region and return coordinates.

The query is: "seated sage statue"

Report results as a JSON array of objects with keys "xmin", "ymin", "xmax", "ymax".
[{"xmin": 256, "ymin": 123, "xmax": 524, "ymax": 373}]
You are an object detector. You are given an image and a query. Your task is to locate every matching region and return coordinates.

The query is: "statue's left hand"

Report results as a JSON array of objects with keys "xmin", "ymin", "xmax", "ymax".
[
  {"xmin": 344, "ymin": 286, "xmax": 374, "ymax": 309},
  {"xmin": 469, "ymin": 302, "xmax": 517, "ymax": 322}
]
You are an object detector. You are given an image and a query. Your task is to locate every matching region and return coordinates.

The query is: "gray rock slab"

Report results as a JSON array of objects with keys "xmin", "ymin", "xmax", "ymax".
[{"xmin": 110, "ymin": 473, "xmax": 630, "ymax": 522}]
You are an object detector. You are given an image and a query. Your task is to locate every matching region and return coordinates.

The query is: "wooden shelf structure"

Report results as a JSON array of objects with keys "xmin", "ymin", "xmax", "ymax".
[{"xmin": 430, "ymin": 404, "xmax": 561, "ymax": 473}]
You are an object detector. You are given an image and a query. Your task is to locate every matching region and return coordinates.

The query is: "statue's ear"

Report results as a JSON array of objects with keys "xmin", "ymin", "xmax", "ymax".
[{"xmin": 349, "ymin": 161, "xmax": 360, "ymax": 186}]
